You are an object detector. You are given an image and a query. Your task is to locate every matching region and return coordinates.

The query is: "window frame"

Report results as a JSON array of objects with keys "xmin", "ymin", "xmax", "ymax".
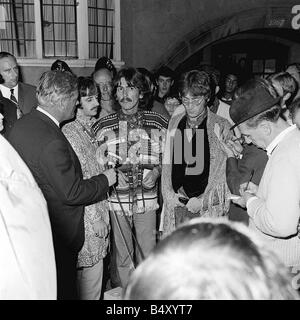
[{"xmin": 17, "ymin": 0, "xmax": 123, "ymax": 68}]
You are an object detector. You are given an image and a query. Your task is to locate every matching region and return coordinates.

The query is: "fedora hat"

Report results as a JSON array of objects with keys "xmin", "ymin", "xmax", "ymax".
[{"xmin": 229, "ymin": 85, "xmax": 281, "ymax": 129}]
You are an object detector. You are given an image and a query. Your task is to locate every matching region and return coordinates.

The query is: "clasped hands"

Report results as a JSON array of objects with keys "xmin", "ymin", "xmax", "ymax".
[
  {"xmin": 231, "ymin": 181, "xmax": 258, "ymax": 208},
  {"xmin": 172, "ymin": 193, "xmax": 202, "ymax": 214}
]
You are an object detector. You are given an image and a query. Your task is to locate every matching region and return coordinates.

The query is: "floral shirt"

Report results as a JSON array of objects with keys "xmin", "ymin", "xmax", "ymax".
[{"xmin": 62, "ymin": 115, "xmax": 109, "ymax": 267}]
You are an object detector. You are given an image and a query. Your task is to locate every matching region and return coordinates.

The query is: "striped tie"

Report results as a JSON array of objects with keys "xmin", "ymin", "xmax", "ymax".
[{"xmin": 10, "ymin": 88, "xmax": 23, "ymax": 119}]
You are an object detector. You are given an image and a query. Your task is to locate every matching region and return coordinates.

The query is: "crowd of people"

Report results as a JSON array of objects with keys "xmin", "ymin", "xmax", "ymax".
[{"xmin": 1, "ymin": 51, "xmax": 300, "ymax": 300}]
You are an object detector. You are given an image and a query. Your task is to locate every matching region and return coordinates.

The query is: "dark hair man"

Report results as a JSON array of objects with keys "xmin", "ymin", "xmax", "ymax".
[
  {"xmin": 152, "ymin": 65, "xmax": 176, "ymax": 119},
  {"xmin": 93, "ymin": 67, "xmax": 168, "ymax": 288}
]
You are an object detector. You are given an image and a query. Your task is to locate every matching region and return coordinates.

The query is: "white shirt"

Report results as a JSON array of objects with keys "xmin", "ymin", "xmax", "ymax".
[
  {"xmin": 37, "ymin": 106, "xmax": 60, "ymax": 127},
  {"xmin": 0, "ymin": 83, "xmax": 18, "ymax": 101},
  {"xmin": 0, "ymin": 134, "xmax": 57, "ymax": 299},
  {"xmin": 247, "ymin": 124, "xmax": 297, "ymax": 207},
  {"xmin": 266, "ymin": 124, "xmax": 296, "ymax": 157}
]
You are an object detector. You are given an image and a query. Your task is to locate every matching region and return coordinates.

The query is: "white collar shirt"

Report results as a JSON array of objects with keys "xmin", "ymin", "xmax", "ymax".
[
  {"xmin": 36, "ymin": 106, "xmax": 60, "ymax": 127},
  {"xmin": 266, "ymin": 124, "xmax": 296, "ymax": 157},
  {"xmin": 0, "ymin": 84, "xmax": 18, "ymax": 101}
]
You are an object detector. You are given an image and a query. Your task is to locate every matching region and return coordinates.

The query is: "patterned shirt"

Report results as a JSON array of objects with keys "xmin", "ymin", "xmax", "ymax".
[
  {"xmin": 62, "ymin": 116, "xmax": 109, "ymax": 267},
  {"xmin": 93, "ymin": 110, "xmax": 168, "ymax": 215}
]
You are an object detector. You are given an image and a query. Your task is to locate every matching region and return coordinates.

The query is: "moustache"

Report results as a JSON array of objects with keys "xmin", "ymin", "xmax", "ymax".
[{"xmin": 120, "ymin": 97, "xmax": 132, "ymax": 103}]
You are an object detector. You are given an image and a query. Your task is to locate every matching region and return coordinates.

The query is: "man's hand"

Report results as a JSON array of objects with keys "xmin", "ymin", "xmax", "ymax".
[
  {"xmin": 232, "ymin": 196, "xmax": 247, "ymax": 208},
  {"xmin": 142, "ymin": 168, "xmax": 160, "ymax": 189},
  {"xmin": 93, "ymin": 220, "xmax": 108, "ymax": 238},
  {"xmin": 233, "ymin": 181, "xmax": 258, "ymax": 208},
  {"xmin": 239, "ymin": 181, "xmax": 258, "ymax": 195},
  {"xmin": 186, "ymin": 197, "xmax": 202, "ymax": 213},
  {"xmin": 103, "ymin": 168, "xmax": 117, "ymax": 186}
]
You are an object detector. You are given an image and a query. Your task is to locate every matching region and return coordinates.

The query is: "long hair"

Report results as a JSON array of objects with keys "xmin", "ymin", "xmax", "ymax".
[{"xmin": 178, "ymin": 70, "xmax": 211, "ymax": 100}]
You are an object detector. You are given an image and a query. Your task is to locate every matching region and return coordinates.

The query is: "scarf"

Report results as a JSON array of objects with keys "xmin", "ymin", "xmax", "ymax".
[{"xmin": 161, "ymin": 105, "xmax": 231, "ymax": 236}]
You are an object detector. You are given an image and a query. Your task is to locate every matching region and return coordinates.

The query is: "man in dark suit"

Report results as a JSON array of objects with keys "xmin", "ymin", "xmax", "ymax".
[
  {"xmin": 8, "ymin": 70, "xmax": 116, "ymax": 300},
  {"xmin": 0, "ymin": 52, "xmax": 38, "ymax": 137}
]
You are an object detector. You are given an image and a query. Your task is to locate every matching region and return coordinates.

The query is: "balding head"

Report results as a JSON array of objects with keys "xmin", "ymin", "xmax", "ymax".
[{"xmin": 93, "ymin": 68, "xmax": 113, "ymax": 101}]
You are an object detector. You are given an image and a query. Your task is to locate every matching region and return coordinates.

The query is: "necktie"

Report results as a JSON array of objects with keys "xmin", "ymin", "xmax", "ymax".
[{"xmin": 10, "ymin": 88, "xmax": 23, "ymax": 119}]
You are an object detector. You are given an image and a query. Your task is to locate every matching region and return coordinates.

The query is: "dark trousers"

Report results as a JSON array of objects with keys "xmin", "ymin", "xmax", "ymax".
[{"xmin": 55, "ymin": 242, "xmax": 78, "ymax": 300}]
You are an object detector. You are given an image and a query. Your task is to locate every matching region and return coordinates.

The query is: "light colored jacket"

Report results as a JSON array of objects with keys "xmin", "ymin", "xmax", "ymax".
[{"xmin": 0, "ymin": 134, "xmax": 56, "ymax": 299}]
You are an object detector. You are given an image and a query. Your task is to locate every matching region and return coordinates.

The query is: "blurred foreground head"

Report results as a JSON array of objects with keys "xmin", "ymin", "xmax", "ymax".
[{"xmin": 124, "ymin": 218, "xmax": 299, "ymax": 300}]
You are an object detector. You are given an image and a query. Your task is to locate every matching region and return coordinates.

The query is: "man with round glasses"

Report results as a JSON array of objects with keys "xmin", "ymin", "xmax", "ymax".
[{"xmin": 161, "ymin": 70, "xmax": 231, "ymax": 235}]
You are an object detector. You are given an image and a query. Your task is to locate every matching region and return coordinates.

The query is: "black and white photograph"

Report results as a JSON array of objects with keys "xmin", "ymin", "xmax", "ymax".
[{"xmin": 1, "ymin": 0, "xmax": 300, "ymax": 307}]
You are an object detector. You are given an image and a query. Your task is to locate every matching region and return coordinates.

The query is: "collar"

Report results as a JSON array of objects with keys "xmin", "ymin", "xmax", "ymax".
[
  {"xmin": 0, "ymin": 84, "xmax": 18, "ymax": 100},
  {"xmin": 37, "ymin": 106, "xmax": 60, "ymax": 127},
  {"xmin": 266, "ymin": 124, "xmax": 296, "ymax": 157}
]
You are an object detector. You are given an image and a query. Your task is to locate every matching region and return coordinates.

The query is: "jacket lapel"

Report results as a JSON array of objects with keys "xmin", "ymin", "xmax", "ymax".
[{"xmin": 18, "ymin": 82, "xmax": 25, "ymax": 113}]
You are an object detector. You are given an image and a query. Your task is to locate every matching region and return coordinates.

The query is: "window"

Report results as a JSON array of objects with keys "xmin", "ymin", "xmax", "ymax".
[
  {"xmin": 252, "ymin": 59, "xmax": 276, "ymax": 78},
  {"xmin": 88, "ymin": 0, "xmax": 114, "ymax": 59},
  {"xmin": 0, "ymin": 0, "xmax": 121, "ymax": 66},
  {"xmin": 0, "ymin": 0, "xmax": 35, "ymax": 57},
  {"xmin": 41, "ymin": 0, "xmax": 77, "ymax": 58}
]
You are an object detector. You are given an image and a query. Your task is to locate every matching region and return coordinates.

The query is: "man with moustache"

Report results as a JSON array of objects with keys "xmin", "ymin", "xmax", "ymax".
[
  {"xmin": 93, "ymin": 67, "xmax": 168, "ymax": 288},
  {"xmin": 8, "ymin": 70, "xmax": 116, "ymax": 300},
  {"xmin": 0, "ymin": 52, "xmax": 37, "ymax": 137}
]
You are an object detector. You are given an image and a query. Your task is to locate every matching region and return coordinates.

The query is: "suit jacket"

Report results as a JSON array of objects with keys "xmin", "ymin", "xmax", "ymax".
[
  {"xmin": 1, "ymin": 82, "xmax": 38, "ymax": 137},
  {"xmin": 8, "ymin": 109, "xmax": 109, "ymax": 253}
]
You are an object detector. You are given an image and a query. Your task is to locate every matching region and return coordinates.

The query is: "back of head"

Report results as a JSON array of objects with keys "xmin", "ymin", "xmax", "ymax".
[
  {"xmin": 94, "ymin": 56, "xmax": 116, "ymax": 77},
  {"xmin": 286, "ymin": 62, "xmax": 300, "ymax": 73},
  {"xmin": 268, "ymin": 72, "xmax": 297, "ymax": 96},
  {"xmin": 50, "ymin": 59, "xmax": 73, "ymax": 74},
  {"xmin": 37, "ymin": 70, "xmax": 78, "ymax": 108},
  {"xmin": 124, "ymin": 219, "xmax": 298, "ymax": 300},
  {"xmin": 0, "ymin": 51, "xmax": 15, "ymax": 60}
]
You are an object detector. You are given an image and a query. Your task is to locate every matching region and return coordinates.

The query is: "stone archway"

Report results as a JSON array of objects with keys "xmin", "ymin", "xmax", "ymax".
[{"xmin": 158, "ymin": 5, "xmax": 294, "ymax": 70}]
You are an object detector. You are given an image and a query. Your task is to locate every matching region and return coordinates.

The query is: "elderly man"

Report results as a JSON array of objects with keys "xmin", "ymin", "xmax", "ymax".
[
  {"xmin": 93, "ymin": 67, "xmax": 168, "ymax": 288},
  {"xmin": 0, "ymin": 52, "xmax": 37, "ymax": 136},
  {"xmin": 230, "ymin": 82, "xmax": 300, "ymax": 272},
  {"xmin": 93, "ymin": 58, "xmax": 117, "ymax": 119},
  {"xmin": 8, "ymin": 70, "xmax": 116, "ymax": 300}
]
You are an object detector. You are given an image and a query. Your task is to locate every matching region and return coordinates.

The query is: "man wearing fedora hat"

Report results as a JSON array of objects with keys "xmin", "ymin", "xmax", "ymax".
[{"xmin": 229, "ymin": 78, "xmax": 300, "ymax": 272}]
